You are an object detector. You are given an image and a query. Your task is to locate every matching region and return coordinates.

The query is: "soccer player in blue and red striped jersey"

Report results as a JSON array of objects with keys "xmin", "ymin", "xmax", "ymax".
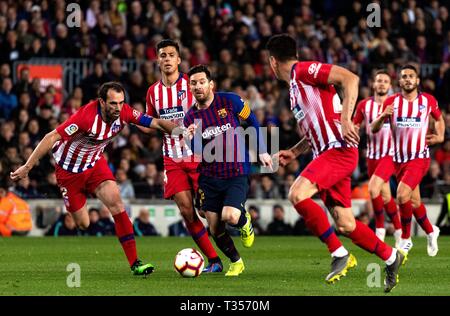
[{"xmin": 184, "ymin": 64, "xmax": 272, "ymax": 276}]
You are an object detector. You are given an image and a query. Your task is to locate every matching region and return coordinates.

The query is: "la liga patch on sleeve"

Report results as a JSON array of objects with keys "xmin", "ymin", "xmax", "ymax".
[{"xmin": 64, "ymin": 124, "xmax": 79, "ymax": 135}]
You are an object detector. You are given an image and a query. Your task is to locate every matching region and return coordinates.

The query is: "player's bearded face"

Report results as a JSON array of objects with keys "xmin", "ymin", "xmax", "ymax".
[
  {"xmin": 102, "ymin": 90, "xmax": 124, "ymax": 122},
  {"xmin": 190, "ymin": 73, "xmax": 212, "ymax": 103},
  {"xmin": 399, "ymin": 70, "xmax": 419, "ymax": 93},
  {"xmin": 373, "ymin": 74, "xmax": 391, "ymax": 96},
  {"xmin": 158, "ymin": 46, "xmax": 181, "ymax": 75}
]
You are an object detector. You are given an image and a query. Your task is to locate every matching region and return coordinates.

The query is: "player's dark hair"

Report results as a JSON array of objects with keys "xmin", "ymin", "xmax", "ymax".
[
  {"xmin": 266, "ymin": 34, "xmax": 298, "ymax": 62},
  {"xmin": 373, "ymin": 69, "xmax": 391, "ymax": 81},
  {"xmin": 188, "ymin": 64, "xmax": 212, "ymax": 81},
  {"xmin": 98, "ymin": 82, "xmax": 125, "ymax": 101},
  {"xmin": 400, "ymin": 64, "xmax": 418, "ymax": 75},
  {"xmin": 156, "ymin": 39, "xmax": 180, "ymax": 55}
]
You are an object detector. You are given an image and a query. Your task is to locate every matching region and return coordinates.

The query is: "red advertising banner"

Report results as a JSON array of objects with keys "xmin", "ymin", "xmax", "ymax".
[{"xmin": 16, "ymin": 64, "xmax": 64, "ymax": 108}]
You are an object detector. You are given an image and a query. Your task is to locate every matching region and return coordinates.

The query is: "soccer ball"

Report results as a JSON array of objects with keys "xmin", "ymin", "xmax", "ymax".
[{"xmin": 174, "ymin": 248, "xmax": 205, "ymax": 277}]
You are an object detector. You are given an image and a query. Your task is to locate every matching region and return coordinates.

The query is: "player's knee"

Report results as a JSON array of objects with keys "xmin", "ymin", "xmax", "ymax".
[
  {"xmin": 396, "ymin": 190, "xmax": 411, "ymax": 205},
  {"xmin": 336, "ymin": 220, "xmax": 356, "ymax": 235},
  {"xmin": 288, "ymin": 187, "xmax": 308, "ymax": 205},
  {"xmin": 179, "ymin": 206, "xmax": 195, "ymax": 222},
  {"xmin": 76, "ymin": 219, "xmax": 90, "ymax": 230},
  {"xmin": 368, "ymin": 185, "xmax": 381, "ymax": 199}
]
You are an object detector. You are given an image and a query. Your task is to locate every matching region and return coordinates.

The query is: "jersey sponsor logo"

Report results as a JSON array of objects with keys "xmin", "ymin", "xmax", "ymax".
[
  {"xmin": 64, "ymin": 124, "xmax": 79, "ymax": 135},
  {"xmin": 202, "ymin": 123, "xmax": 232, "ymax": 139},
  {"xmin": 396, "ymin": 117, "xmax": 421, "ymax": 128},
  {"xmin": 308, "ymin": 63, "xmax": 322, "ymax": 78},
  {"xmin": 177, "ymin": 90, "xmax": 186, "ymax": 101},
  {"xmin": 159, "ymin": 106, "xmax": 185, "ymax": 120},
  {"xmin": 217, "ymin": 108, "xmax": 227, "ymax": 118}
]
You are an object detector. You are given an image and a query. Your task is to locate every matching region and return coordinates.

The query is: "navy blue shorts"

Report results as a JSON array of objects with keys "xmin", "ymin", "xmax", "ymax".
[{"xmin": 198, "ymin": 175, "xmax": 250, "ymax": 213}]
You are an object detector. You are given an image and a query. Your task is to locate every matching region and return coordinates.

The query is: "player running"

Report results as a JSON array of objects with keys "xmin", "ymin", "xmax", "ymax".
[
  {"xmin": 183, "ymin": 65, "xmax": 272, "ymax": 276},
  {"xmin": 371, "ymin": 64, "xmax": 444, "ymax": 256},
  {"xmin": 145, "ymin": 40, "xmax": 222, "ymax": 273},
  {"xmin": 10, "ymin": 82, "xmax": 178, "ymax": 276},
  {"xmin": 267, "ymin": 34, "xmax": 405, "ymax": 292},
  {"xmin": 353, "ymin": 70, "xmax": 402, "ymax": 245}
]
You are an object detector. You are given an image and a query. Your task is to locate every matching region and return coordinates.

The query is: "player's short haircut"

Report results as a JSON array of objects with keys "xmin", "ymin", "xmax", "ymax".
[
  {"xmin": 400, "ymin": 64, "xmax": 418, "ymax": 75},
  {"xmin": 374, "ymin": 69, "xmax": 391, "ymax": 81},
  {"xmin": 156, "ymin": 39, "xmax": 180, "ymax": 55},
  {"xmin": 188, "ymin": 64, "xmax": 212, "ymax": 81},
  {"xmin": 98, "ymin": 82, "xmax": 126, "ymax": 101},
  {"xmin": 266, "ymin": 34, "xmax": 298, "ymax": 62}
]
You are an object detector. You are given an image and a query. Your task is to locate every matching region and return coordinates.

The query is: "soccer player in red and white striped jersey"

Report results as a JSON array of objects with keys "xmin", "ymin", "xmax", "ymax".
[
  {"xmin": 353, "ymin": 70, "xmax": 402, "ymax": 245},
  {"xmin": 372, "ymin": 64, "xmax": 445, "ymax": 257},
  {"xmin": 267, "ymin": 34, "xmax": 404, "ymax": 292},
  {"xmin": 145, "ymin": 40, "xmax": 221, "ymax": 272},
  {"xmin": 11, "ymin": 82, "xmax": 178, "ymax": 276}
]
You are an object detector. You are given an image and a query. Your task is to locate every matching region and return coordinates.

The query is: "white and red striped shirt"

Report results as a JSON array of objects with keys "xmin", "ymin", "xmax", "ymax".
[
  {"xmin": 146, "ymin": 73, "xmax": 194, "ymax": 159},
  {"xmin": 383, "ymin": 92, "xmax": 441, "ymax": 163},
  {"xmin": 289, "ymin": 61, "xmax": 357, "ymax": 158},
  {"xmin": 53, "ymin": 100, "xmax": 153, "ymax": 173},
  {"xmin": 353, "ymin": 97, "xmax": 393, "ymax": 159}
]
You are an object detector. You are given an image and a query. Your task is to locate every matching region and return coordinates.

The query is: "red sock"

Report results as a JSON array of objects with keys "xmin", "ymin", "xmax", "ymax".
[
  {"xmin": 294, "ymin": 199, "xmax": 342, "ymax": 254},
  {"xmin": 185, "ymin": 216, "xmax": 219, "ymax": 261},
  {"xmin": 413, "ymin": 203, "xmax": 433, "ymax": 234},
  {"xmin": 348, "ymin": 220, "xmax": 393, "ymax": 261},
  {"xmin": 384, "ymin": 198, "xmax": 401, "ymax": 230},
  {"xmin": 113, "ymin": 211, "xmax": 138, "ymax": 266},
  {"xmin": 399, "ymin": 201, "xmax": 413, "ymax": 239},
  {"xmin": 371, "ymin": 195, "xmax": 385, "ymax": 229}
]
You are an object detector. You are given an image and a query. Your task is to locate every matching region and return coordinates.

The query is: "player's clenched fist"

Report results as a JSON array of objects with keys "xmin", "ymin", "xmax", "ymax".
[{"xmin": 381, "ymin": 105, "xmax": 394, "ymax": 117}]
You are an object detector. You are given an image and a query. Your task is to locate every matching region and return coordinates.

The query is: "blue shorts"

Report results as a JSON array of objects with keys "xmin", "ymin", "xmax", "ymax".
[{"xmin": 198, "ymin": 175, "xmax": 250, "ymax": 213}]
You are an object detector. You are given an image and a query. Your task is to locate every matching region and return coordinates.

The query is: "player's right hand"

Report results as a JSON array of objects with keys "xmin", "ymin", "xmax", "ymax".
[
  {"xmin": 341, "ymin": 119, "xmax": 360, "ymax": 146},
  {"xmin": 382, "ymin": 105, "xmax": 394, "ymax": 118},
  {"xmin": 273, "ymin": 150, "xmax": 296, "ymax": 167},
  {"xmin": 10, "ymin": 165, "xmax": 31, "ymax": 181}
]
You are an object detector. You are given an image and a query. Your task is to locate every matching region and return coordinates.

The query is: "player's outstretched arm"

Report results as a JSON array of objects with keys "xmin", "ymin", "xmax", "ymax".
[
  {"xmin": 149, "ymin": 118, "xmax": 179, "ymax": 134},
  {"xmin": 327, "ymin": 65, "xmax": 360, "ymax": 146},
  {"xmin": 426, "ymin": 114, "xmax": 445, "ymax": 145},
  {"xmin": 371, "ymin": 105, "xmax": 393, "ymax": 133},
  {"xmin": 273, "ymin": 137, "xmax": 310, "ymax": 167},
  {"xmin": 10, "ymin": 130, "xmax": 61, "ymax": 181}
]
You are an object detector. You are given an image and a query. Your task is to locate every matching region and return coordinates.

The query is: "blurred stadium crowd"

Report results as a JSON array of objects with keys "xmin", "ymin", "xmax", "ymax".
[{"xmin": 1, "ymin": 0, "xmax": 450, "ymax": 210}]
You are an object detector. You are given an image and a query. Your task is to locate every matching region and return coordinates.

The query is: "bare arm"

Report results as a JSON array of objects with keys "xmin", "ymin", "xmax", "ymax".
[
  {"xmin": 149, "ymin": 118, "xmax": 179, "ymax": 135},
  {"xmin": 290, "ymin": 137, "xmax": 311, "ymax": 157},
  {"xmin": 327, "ymin": 65, "xmax": 360, "ymax": 145},
  {"xmin": 426, "ymin": 114, "xmax": 445, "ymax": 145},
  {"xmin": 273, "ymin": 137, "xmax": 310, "ymax": 167},
  {"xmin": 371, "ymin": 105, "xmax": 393, "ymax": 133},
  {"xmin": 10, "ymin": 130, "xmax": 61, "ymax": 180}
]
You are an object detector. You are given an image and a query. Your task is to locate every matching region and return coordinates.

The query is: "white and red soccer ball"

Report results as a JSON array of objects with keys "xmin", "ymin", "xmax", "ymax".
[{"xmin": 174, "ymin": 248, "xmax": 205, "ymax": 277}]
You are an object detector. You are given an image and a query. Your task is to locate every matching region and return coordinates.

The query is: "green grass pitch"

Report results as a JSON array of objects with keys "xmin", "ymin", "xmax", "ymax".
[{"xmin": 1, "ymin": 236, "xmax": 449, "ymax": 296}]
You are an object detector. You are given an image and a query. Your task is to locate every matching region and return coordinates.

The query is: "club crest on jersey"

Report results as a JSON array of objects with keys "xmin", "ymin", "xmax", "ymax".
[
  {"xmin": 418, "ymin": 104, "xmax": 426, "ymax": 112},
  {"xmin": 111, "ymin": 122, "xmax": 121, "ymax": 133},
  {"xmin": 178, "ymin": 90, "xmax": 186, "ymax": 101},
  {"xmin": 217, "ymin": 108, "xmax": 227, "ymax": 118},
  {"xmin": 64, "ymin": 124, "xmax": 78, "ymax": 136}
]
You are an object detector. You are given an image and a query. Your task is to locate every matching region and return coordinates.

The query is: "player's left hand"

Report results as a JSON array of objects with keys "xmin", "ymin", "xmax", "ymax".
[
  {"xmin": 426, "ymin": 134, "xmax": 444, "ymax": 146},
  {"xmin": 341, "ymin": 119, "xmax": 360, "ymax": 146},
  {"xmin": 10, "ymin": 165, "xmax": 31, "ymax": 181},
  {"xmin": 259, "ymin": 153, "xmax": 273, "ymax": 171}
]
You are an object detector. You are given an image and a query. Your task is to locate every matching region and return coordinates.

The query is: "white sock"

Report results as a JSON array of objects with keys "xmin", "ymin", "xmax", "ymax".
[
  {"xmin": 385, "ymin": 248, "xmax": 397, "ymax": 265},
  {"xmin": 331, "ymin": 246, "xmax": 349, "ymax": 258}
]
